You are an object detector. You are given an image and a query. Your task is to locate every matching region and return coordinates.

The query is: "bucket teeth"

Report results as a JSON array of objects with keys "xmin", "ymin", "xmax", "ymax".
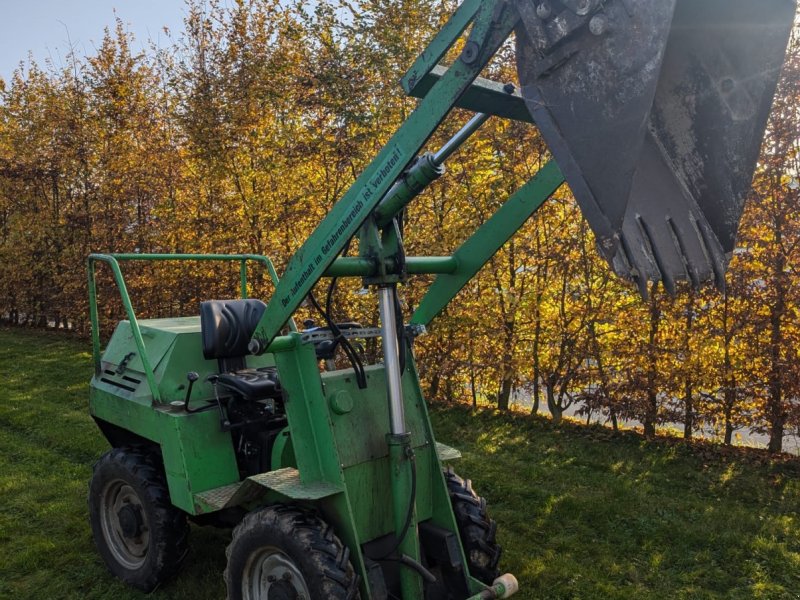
[
  {"xmin": 612, "ymin": 133, "xmax": 733, "ymax": 294},
  {"xmin": 612, "ymin": 190, "xmax": 730, "ymax": 295},
  {"xmin": 614, "ymin": 234, "xmax": 649, "ymax": 299},
  {"xmin": 636, "ymin": 215, "xmax": 677, "ymax": 297},
  {"xmin": 693, "ymin": 216, "xmax": 728, "ymax": 292},
  {"xmin": 665, "ymin": 217, "xmax": 699, "ymax": 289}
]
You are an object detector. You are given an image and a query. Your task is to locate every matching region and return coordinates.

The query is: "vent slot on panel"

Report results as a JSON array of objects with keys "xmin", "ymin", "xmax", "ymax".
[{"xmin": 100, "ymin": 369, "xmax": 141, "ymax": 392}]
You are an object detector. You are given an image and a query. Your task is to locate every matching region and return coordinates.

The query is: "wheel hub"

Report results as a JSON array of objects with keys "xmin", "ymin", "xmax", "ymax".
[
  {"xmin": 99, "ymin": 479, "xmax": 150, "ymax": 569},
  {"xmin": 267, "ymin": 578, "xmax": 300, "ymax": 600},
  {"xmin": 117, "ymin": 504, "xmax": 143, "ymax": 539},
  {"xmin": 243, "ymin": 547, "xmax": 310, "ymax": 600}
]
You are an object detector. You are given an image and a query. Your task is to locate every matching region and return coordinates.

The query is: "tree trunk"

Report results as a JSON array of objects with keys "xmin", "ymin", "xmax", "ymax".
[
  {"xmin": 429, "ymin": 372, "xmax": 440, "ymax": 401},
  {"xmin": 643, "ymin": 392, "xmax": 657, "ymax": 439},
  {"xmin": 532, "ymin": 299, "xmax": 542, "ymax": 415},
  {"xmin": 497, "ymin": 378, "xmax": 512, "ymax": 412},
  {"xmin": 724, "ymin": 406, "xmax": 734, "ymax": 446},
  {"xmin": 682, "ymin": 293, "xmax": 695, "ymax": 440},
  {"xmin": 497, "ymin": 320, "xmax": 515, "ymax": 411},
  {"xmin": 684, "ymin": 380, "xmax": 694, "ymax": 440},
  {"xmin": 444, "ymin": 377, "xmax": 454, "ymax": 403},
  {"xmin": 588, "ymin": 320, "xmax": 615, "ymax": 432},
  {"xmin": 470, "ymin": 369, "xmax": 478, "ymax": 409},
  {"xmin": 609, "ymin": 408, "xmax": 619, "ymax": 432},
  {"xmin": 768, "ymin": 245, "xmax": 786, "ymax": 453},
  {"xmin": 546, "ymin": 386, "xmax": 563, "ymax": 425},
  {"xmin": 717, "ymin": 289, "xmax": 743, "ymax": 446},
  {"xmin": 469, "ymin": 344, "xmax": 477, "ymax": 409},
  {"xmin": 643, "ymin": 283, "xmax": 660, "ymax": 439},
  {"xmin": 769, "ymin": 418, "xmax": 784, "ymax": 453}
]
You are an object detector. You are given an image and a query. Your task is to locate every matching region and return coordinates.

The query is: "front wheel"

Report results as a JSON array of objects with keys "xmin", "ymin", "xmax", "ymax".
[
  {"xmin": 445, "ymin": 468, "xmax": 502, "ymax": 585},
  {"xmin": 225, "ymin": 504, "xmax": 360, "ymax": 600},
  {"xmin": 88, "ymin": 446, "xmax": 189, "ymax": 592}
]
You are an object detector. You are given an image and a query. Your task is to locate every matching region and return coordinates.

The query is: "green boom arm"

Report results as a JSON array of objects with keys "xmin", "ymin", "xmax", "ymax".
[
  {"xmin": 250, "ymin": 0, "xmax": 520, "ymax": 351},
  {"xmin": 250, "ymin": 0, "xmax": 564, "ymax": 349}
]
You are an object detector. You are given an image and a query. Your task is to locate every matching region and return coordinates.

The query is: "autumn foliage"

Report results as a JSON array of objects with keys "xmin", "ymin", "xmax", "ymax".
[{"xmin": 0, "ymin": 1, "xmax": 798, "ymax": 451}]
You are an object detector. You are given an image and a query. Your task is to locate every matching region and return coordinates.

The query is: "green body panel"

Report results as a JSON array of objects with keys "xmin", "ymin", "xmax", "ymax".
[
  {"xmin": 323, "ymin": 366, "xmax": 427, "ymax": 466},
  {"xmin": 90, "ymin": 386, "xmax": 239, "ymax": 513},
  {"xmin": 323, "ymin": 365, "xmax": 430, "ymax": 538},
  {"xmin": 90, "ymin": 316, "xmax": 275, "ymax": 513},
  {"xmin": 97, "ymin": 317, "xmax": 275, "ymax": 404}
]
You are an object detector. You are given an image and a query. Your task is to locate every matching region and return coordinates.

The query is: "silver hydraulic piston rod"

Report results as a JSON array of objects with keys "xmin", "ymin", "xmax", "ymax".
[
  {"xmin": 378, "ymin": 285, "xmax": 406, "ymax": 435},
  {"xmin": 372, "ymin": 111, "xmax": 492, "ymax": 228}
]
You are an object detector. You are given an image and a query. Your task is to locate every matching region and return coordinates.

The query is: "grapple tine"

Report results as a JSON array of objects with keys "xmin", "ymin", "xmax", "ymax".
[
  {"xmin": 666, "ymin": 217, "xmax": 700, "ymax": 289},
  {"xmin": 636, "ymin": 215, "xmax": 677, "ymax": 297},
  {"xmin": 616, "ymin": 234, "xmax": 652, "ymax": 300},
  {"xmin": 693, "ymin": 216, "xmax": 729, "ymax": 292}
]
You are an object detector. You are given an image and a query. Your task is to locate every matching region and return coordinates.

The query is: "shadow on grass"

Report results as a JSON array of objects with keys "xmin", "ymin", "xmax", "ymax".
[{"xmin": 431, "ymin": 404, "xmax": 800, "ymax": 600}]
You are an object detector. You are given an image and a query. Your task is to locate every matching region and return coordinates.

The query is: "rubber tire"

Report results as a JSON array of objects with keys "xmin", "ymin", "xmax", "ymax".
[
  {"xmin": 88, "ymin": 446, "xmax": 189, "ymax": 592},
  {"xmin": 444, "ymin": 468, "xmax": 502, "ymax": 585},
  {"xmin": 225, "ymin": 504, "xmax": 360, "ymax": 600}
]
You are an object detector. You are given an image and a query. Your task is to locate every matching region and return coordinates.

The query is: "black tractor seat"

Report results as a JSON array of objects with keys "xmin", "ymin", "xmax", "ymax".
[{"xmin": 200, "ymin": 299, "xmax": 280, "ymax": 402}]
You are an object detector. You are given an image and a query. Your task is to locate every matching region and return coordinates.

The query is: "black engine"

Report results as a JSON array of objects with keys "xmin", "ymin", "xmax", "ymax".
[
  {"xmin": 224, "ymin": 392, "xmax": 287, "ymax": 478},
  {"xmin": 213, "ymin": 367, "xmax": 286, "ymax": 479}
]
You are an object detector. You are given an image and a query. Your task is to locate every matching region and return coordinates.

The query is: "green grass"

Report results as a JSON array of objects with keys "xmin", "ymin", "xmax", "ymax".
[{"xmin": 1, "ymin": 327, "xmax": 799, "ymax": 599}]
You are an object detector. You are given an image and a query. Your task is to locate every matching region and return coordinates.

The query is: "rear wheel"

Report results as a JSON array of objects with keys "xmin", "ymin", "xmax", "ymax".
[
  {"xmin": 89, "ymin": 446, "xmax": 189, "ymax": 592},
  {"xmin": 444, "ymin": 468, "xmax": 501, "ymax": 585},
  {"xmin": 225, "ymin": 504, "xmax": 360, "ymax": 600}
]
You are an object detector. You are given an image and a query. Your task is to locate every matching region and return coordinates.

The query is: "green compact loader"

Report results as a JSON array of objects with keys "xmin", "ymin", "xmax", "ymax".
[{"xmin": 86, "ymin": 0, "xmax": 796, "ymax": 598}]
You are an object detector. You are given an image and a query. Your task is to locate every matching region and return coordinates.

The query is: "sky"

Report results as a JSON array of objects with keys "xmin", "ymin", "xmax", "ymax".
[{"xmin": 0, "ymin": 0, "xmax": 187, "ymax": 82}]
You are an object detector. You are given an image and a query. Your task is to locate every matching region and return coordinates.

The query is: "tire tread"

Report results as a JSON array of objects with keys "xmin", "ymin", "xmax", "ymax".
[
  {"xmin": 224, "ymin": 504, "xmax": 360, "ymax": 599},
  {"xmin": 444, "ymin": 467, "xmax": 502, "ymax": 585},
  {"xmin": 89, "ymin": 446, "xmax": 188, "ymax": 592}
]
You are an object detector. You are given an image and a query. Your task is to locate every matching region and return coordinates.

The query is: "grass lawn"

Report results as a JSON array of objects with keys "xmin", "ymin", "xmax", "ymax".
[{"xmin": 0, "ymin": 327, "xmax": 799, "ymax": 599}]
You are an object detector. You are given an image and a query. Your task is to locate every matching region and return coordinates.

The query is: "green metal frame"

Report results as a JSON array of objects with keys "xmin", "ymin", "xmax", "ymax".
[
  {"xmin": 87, "ymin": 253, "xmax": 295, "ymax": 403},
  {"xmin": 250, "ymin": 0, "xmax": 533, "ymax": 349},
  {"xmin": 237, "ymin": 4, "xmax": 568, "ymax": 592},
  {"xmin": 250, "ymin": 0, "xmax": 566, "ymax": 350}
]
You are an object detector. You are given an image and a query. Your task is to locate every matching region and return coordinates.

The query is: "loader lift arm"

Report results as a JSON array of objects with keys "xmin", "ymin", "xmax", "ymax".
[{"xmin": 249, "ymin": 0, "xmax": 541, "ymax": 352}]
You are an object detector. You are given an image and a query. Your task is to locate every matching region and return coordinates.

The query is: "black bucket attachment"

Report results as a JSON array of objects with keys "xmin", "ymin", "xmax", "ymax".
[{"xmin": 516, "ymin": 0, "xmax": 796, "ymax": 294}]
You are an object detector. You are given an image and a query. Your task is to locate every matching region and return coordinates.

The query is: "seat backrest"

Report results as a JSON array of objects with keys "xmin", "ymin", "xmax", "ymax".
[{"xmin": 200, "ymin": 299, "xmax": 267, "ymax": 361}]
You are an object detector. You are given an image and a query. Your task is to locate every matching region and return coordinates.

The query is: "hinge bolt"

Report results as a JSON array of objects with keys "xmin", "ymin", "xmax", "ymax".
[
  {"xmin": 536, "ymin": 2, "xmax": 551, "ymax": 19},
  {"xmin": 589, "ymin": 14, "xmax": 608, "ymax": 36}
]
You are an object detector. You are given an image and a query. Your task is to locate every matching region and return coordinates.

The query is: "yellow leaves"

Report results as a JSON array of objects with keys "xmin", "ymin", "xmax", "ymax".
[{"xmin": 0, "ymin": 0, "xmax": 798, "ymax": 445}]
